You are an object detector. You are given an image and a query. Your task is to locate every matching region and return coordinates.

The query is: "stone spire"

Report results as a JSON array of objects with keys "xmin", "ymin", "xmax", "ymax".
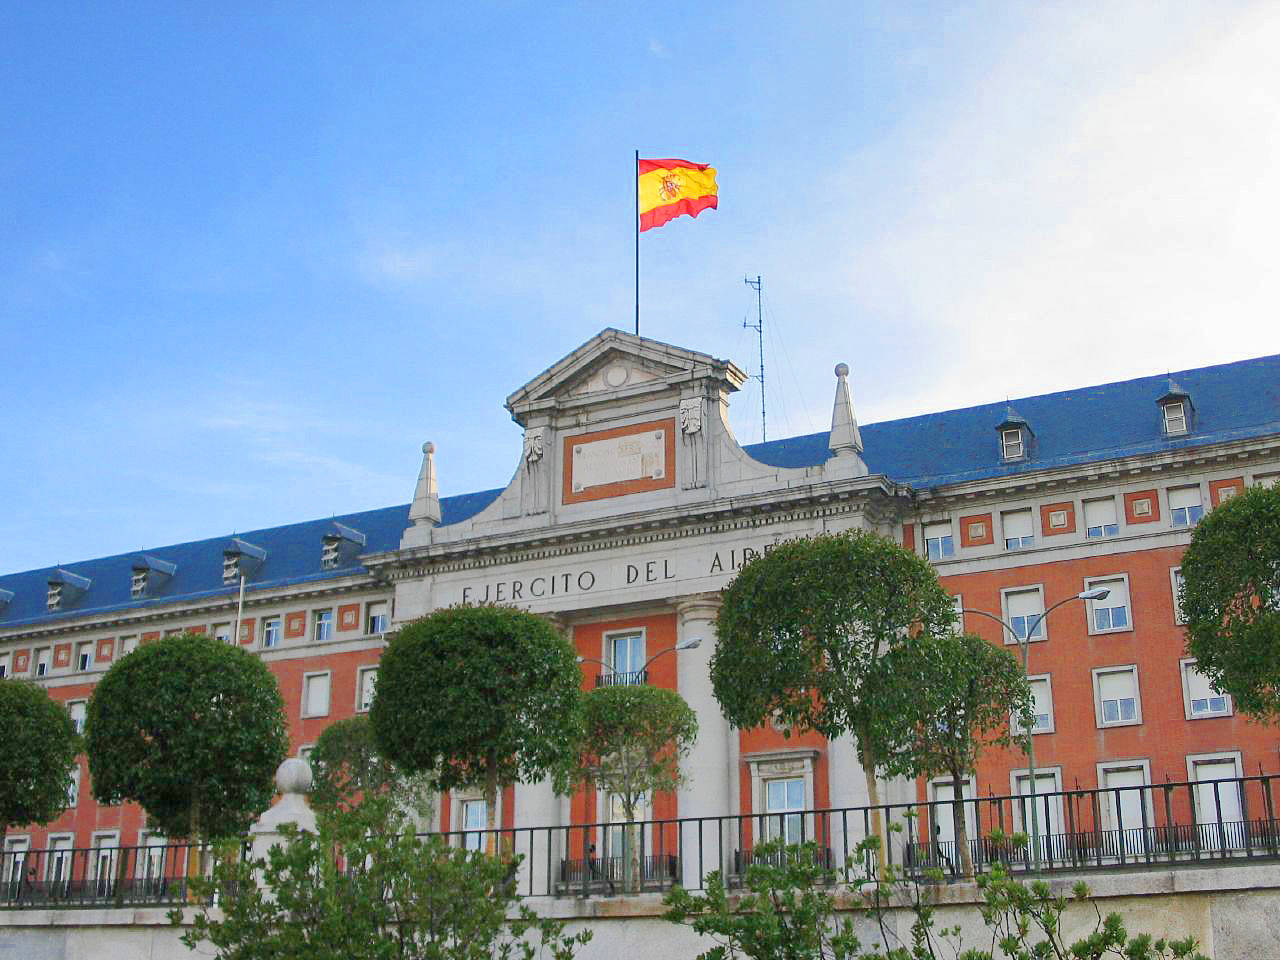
[
  {"xmin": 409, "ymin": 441, "xmax": 442, "ymax": 526},
  {"xmin": 826, "ymin": 363, "xmax": 868, "ymax": 479}
]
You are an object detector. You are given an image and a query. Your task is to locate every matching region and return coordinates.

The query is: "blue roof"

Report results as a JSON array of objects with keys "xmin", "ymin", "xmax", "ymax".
[{"xmin": 2, "ymin": 353, "xmax": 1277, "ymax": 629}]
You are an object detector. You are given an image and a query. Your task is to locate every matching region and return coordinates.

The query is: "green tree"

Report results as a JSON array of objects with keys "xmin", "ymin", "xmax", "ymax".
[
  {"xmin": 570, "ymin": 684, "xmax": 697, "ymax": 890},
  {"xmin": 85, "ymin": 631, "xmax": 289, "ymax": 840},
  {"xmin": 0, "ymin": 679, "xmax": 79, "ymax": 849},
  {"xmin": 712, "ymin": 531, "xmax": 957, "ymax": 853},
  {"xmin": 370, "ymin": 605, "xmax": 582, "ymax": 850},
  {"xmin": 1180, "ymin": 483, "xmax": 1280, "ymax": 721},
  {"xmin": 878, "ymin": 632, "xmax": 1032, "ymax": 878},
  {"xmin": 176, "ymin": 796, "xmax": 592, "ymax": 960},
  {"xmin": 309, "ymin": 714, "xmax": 436, "ymax": 826}
]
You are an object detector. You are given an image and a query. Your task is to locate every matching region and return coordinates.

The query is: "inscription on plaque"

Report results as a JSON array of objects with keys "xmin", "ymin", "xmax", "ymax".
[{"xmin": 572, "ymin": 430, "xmax": 665, "ymax": 492}]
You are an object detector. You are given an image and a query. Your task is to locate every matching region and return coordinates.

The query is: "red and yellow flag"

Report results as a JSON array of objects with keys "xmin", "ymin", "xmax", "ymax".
[{"xmin": 638, "ymin": 158, "xmax": 718, "ymax": 232}]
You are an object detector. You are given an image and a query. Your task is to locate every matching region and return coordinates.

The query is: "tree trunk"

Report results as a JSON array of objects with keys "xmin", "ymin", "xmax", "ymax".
[
  {"xmin": 484, "ymin": 747, "xmax": 498, "ymax": 857},
  {"xmin": 950, "ymin": 769, "xmax": 974, "ymax": 879},
  {"xmin": 860, "ymin": 736, "xmax": 888, "ymax": 873}
]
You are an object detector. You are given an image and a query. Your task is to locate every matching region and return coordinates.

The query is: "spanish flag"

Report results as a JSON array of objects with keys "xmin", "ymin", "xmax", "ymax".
[{"xmin": 638, "ymin": 158, "xmax": 718, "ymax": 232}]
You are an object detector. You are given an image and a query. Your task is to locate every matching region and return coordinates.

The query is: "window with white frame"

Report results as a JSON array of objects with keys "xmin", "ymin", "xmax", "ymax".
[
  {"xmin": 301, "ymin": 672, "xmax": 331, "ymax": 718},
  {"xmin": 1097, "ymin": 761, "xmax": 1151, "ymax": 851},
  {"xmin": 213, "ymin": 622, "xmax": 232, "ymax": 645},
  {"xmin": 261, "ymin": 616, "xmax": 282, "ymax": 649},
  {"xmin": 747, "ymin": 750, "xmax": 817, "ymax": 847},
  {"xmin": 1162, "ymin": 401, "xmax": 1188, "ymax": 436},
  {"xmin": 76, "ymin": 642, "xmax": 94, "ymax": 672},
  {"xmin": 1188, "ymin": 754, "xmax": 1243, "ymax": 846},
  {"xmin": 1094, "ymin": 667, "xmax": 1141, "ymax": 727},
  {"xmin": 3, "ymin": 837, "xmax": 30, "ymax": 888},
  {"xmin": 66, "ymin": 766, "xmax": 81, "ymax": 807},
  {"xmin": 1169, "ymin": 567, "xmax": 1186, "ymax": 624},
  {"xmin": 949, "ymin": 594, "xmax": 964, "ymax": 632},
  {"xmin": 0, "ymin": 653, "xmax": 9, "ymax": 678},
  {"xmin": 34, "ymin": 647, "xmax": 51, "ymax": 678},
  {"xmin": 1083, "ymin": 498, "xmax": 1119, "ymax": 539},
  {"xmin": 1087, "ymin": 577, "xmax": 1131, "ymax": 633},
  {"xmin": 764, "ymin": 777, "xmax": 806, "ymax": 844},
  {"xmin": 45, "ymin": 835, "xmax": 73, "ymax": 887},
  {"xmin": 462, "ymin": 799, "xmax": 487, "ymax": 851},
  {"xmin": 298, "ymin": 744, "xmax": 314, "ymax": 762},
  {"xmin": 606, "ymin": 630, "xmax": 645, "ymax": 685},
  {"xmin": 603, "ymin": 791, "xmax": 647, "ymax": 861},
  {"xmin": 357, "ymin": 666, "xmax": 378, "ymax": 712},
  {"xmin": 929, "ymin": 778, "xmax": 976, "ymax": 851},
  {"xmin": 136, "ymin": 832, "xmax": 168, "ymax": 887},
  {"xmin": 1013, "ymin": 675, "xmax": 1054, "ymax": 734},
  {"xmin": 1001, "ymin": 428, "xmax": 1025, "ymax": 461},
  {"xmin": 90, "ymin": 832, "xmax": 119, "ymax": 894},
  {"xmin": 312, "ymin": 608, "xmax": 333, "ymax": 644},
  {"xmin": 1181, "ymin": 659, "xmax": 1230, "ymax": 718},
  {"xmin": 923, "ymin": 522, "xmax": 955, "ymax": 562},
  {"xmin": 119, "ymin": 635, "xmax": 138, "ymax": 657},
  {"xmin": 1002, "ymin": 509, "xmax": 1035, "ymax": 550},
  {"xmin": 68, "ymin": 700, "xmax": 87, "ymax": 735},
  {"xmin": 1012, "ymin": 768, "xmax": 1063, "ymax": 858},
  {"xmin": 366, "ymin": 601, "xmax": 389, "ymax": 635},
  {"xmin": 1169, "ymin": 486, "xmax": 1204, "ymax": 527},
  {"xmin": 1002, "ymin": 587, "xmax": 1045, "ymax": 643}
]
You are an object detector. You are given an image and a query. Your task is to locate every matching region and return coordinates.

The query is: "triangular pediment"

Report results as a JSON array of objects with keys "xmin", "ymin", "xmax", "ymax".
[{"xmin": 505, "ymin": 328, "xmax": 746, "ymax": 423}]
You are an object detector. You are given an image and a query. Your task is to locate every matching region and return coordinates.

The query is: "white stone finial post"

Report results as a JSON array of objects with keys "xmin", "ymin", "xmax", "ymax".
[
  {"xmin": 249, "ymin": 758, "xmax": 318, "ymax": 861},
  {"xmin": 826, "ymin": 364, "xmax": 869, "ymax": 481},
  {"xmin": 409, "ymin": 441, "xmax": 442, "ymax": 526}
]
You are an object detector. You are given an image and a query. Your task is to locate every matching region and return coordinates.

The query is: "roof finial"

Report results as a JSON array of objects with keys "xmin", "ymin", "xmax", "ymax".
[
  {"xmin": 409, "ymin": 441, "xmax": 442, "ymax": 526},
  {"xmin": 828, "ymin": 362, "xmax": 864, "ymax": 457}
]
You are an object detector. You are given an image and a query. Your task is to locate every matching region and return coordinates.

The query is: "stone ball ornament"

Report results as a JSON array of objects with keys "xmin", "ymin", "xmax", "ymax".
[{"xmin": 275, "ymin": 756, "xmax": 313, "ymax": 795}]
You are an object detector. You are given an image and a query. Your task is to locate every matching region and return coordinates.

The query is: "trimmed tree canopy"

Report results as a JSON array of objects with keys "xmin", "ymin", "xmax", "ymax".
[
  {"xmin": 573, "ymin": 684, "xmax": 697, "ymax": 821},
  {"xmin": 85, "ymin": 631, "xmax": 289, "ymax": 840},
  {"xmin": 712, "ymin": 530, "xmax": 957, "ymax": 745},
  {"xmin": 0, "ymin": 679, "xmax": 79, "ymax": 845},
  {"xmin": 309, "ymin": 715, "xmax": 435, "ymax": 825},
  {"xmin": 369, "ymin": 605, "xmax": 582, "ymax": 809},
  {"xmin": 1181, "ymin": 483, "xmax": 1280, "ymax": 721}
]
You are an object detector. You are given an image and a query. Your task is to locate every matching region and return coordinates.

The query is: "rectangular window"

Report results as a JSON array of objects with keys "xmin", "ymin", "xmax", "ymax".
[
  {"xmin": 1169, "ymin": 486, "xmax": 1205, "ymax": 527},
  {"xmin": 357, "ymin": 666, "xmax": 378, "ymax": 712},
  {"xmin": 1189, "ymin": 755, "xmax": 1243, "ymax": 849},
  {"xmin": 1098, "ymin": 762, "xmax": 1151, "ymax": 854},
  {"xmin": 68, "ymin": 700, "xmax": 87, "ymax": 735},
  {"xmin": 949, "ymin": 594, "xmax": 964, "ymax": 632},
  {"xmin": 261, "ymin": 617, "xmax": 282, "ymax": 649},
  {"xmin": 764, "ymin": 777, "xmax": 805, "ymax": 845},
  {"xmin": 1002, "ymin": 509, "xmax": 1035, "ymax": 550},
  {"xmin": 1163, "ymin": 401, "xmax": 1187, "ymax": 435},
  {"xmin": 67, "ymin": 766, "xmax": 81, "ymax": 807},
  {"xmin": 462, "ymin": 799, "xmax": 487, "ymax": 851},
  {"xmin": 1003, "ymin": 587, "xmax": 1046, "ymax": 642},
  {"xmin": 76, "ymin": 642, "xmax": 94, "ymax": 672},
  {"xmin": 1087, "ymin": 576, "xmax": 1131, "ymax": 633},
  {"xmin": 34, "ymin": 647, "xmax": 51, "ymax": 678},
  {"xmin": 90, "ymin": 833, "xmax": 119, "ymax": 896},
  {"xmin": 929, "ymin": 779, "xmax": 976, "ymax": 850},
  {"xmin": 213, "ymin": 622, "xmax": 232, "ymax": 645},
  {"xmin": 1001, "ymin": 428, "xmax": 1024, "ymax": 460},
  {"xmin": 1012, "ymin": 769, "xmax": 1063, "ymax": 862},
  {"xmin": 0, "ymin": 653, "xmax": 9, "ymax": 678},
  {"xmin": 1182, "ymin": 659, "xmax": 1230, "ymax": 718},
  {"xmin": 4, "ymin": 837, "xmax": 30, "ymax": 890},
  {"xmin": 1095, "ymin": 667, "xmax": 1141, "ymax": 727},
  {"xmin": 312, "ymin": 609, "xmax": 333, "ymax": 645},
  {"xmin": 1170, "ymin": 568, "xmax": 1186, "ymax": 624},
  {"xmin": 1014, "ymin": 676, "xmax": 1054, "ymax": 734},
  {"xmin": 119, "ymin": 635, "xmax": 138, "ymax": 657},
  {"xmin": 45, "ymin": 836, "xmax": 73, "ymax": 888},
  {"xmin": 606, "ymin": 630, "xmax": 646, "ymax": 685},
  {"xmin": 366, "ymin": 601, "xmax": 389, "ymax": 635},
  {"xmin": 302, "ymin": 673, "xmax": 331, "ymax": 718},
  {"xmin": 1083, "ymin": 497, "xmax": 1119, "ymax": 539},
  {"xmin": 923, "ymin": 522, "xmax": 955, "ymax": 562}
]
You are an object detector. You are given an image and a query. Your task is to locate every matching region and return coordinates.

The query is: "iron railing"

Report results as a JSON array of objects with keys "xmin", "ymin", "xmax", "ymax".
[
  {"xmin": 4, "ymin": 775, "xmax": 1278, "ymax": 908},
  {"xmin": 594, "ymin": 669, "xmax": 647, "ymax": 687}
]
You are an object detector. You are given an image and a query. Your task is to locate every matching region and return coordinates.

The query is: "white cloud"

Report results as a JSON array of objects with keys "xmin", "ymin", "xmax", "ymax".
[{"xmin": 647, "ymin": 38, "xmax": 670, "ymax": 59}]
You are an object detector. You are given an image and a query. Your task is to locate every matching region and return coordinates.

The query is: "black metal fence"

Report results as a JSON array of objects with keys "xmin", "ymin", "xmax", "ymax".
[{"xmin": 4, "ymin": 774, "xmax": 1277, "ymax": 908}]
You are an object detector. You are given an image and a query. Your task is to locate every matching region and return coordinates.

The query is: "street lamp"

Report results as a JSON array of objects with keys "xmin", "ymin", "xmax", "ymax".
[
  {"xmin": 577, "ymin": 638, "xmax": 702, "ymax": 685},
  {"xmin": 960, "ymin": 587, "xmax": 1109, "ymax": 870}
]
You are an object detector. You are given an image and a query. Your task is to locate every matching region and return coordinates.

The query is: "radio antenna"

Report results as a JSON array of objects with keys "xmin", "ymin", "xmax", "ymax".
[{"xmin": 743, "ymin": 275, "xmax": 766, "ymax": 441}]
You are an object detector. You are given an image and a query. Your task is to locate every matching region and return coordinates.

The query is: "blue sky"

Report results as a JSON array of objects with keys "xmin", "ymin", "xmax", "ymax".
[{"xmin": 3, "ymin": 2, "xmax": 1278, "ymax": 574}]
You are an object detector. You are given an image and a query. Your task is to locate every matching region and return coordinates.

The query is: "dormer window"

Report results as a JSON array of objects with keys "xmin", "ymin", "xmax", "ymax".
[
  {"xmin": 1001, "ymin": 428, "xmax": 1024, "ymax": 460},
  {"xmin": 46, "ymin": 569, "xmax": 91, "ymax": 612},
  {"xmin": 222, "ymin": 538, "xmax": 267, "ymax": 585},
  {"xmin": 131, "ymin": 555, "xmax": 176, "ymax": 599},
  {"xmin": 1157, "ymin": 381, "xmax": 1193, "ymax": 437},
  {"xmin": 995, "ymin": 407, "xmax": 1032, "ymax": 463},
  {"xmin": 320, "ymin": 522, "xmax": 366, "ymax": 571}
]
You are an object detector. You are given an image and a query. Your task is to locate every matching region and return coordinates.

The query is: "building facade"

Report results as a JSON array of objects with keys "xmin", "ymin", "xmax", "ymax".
[{"xmin": 2, "ymin": 328, "xmax": 1278, "ymax": 884}]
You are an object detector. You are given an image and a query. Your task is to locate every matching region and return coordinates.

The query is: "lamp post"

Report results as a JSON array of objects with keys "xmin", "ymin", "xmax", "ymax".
[
  {"xmin": 960, "ymin": 587, "xmax": 1109, "ymax": 870},
  {"xmin": 577, "ymin": 637, "xmax": 702, "ymax": 684}
]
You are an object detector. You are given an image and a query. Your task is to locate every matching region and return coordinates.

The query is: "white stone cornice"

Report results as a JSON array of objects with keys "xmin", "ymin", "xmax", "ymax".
[{"xmin": 673, "ymin": 593, "xmax": 722, "ymax": 621}]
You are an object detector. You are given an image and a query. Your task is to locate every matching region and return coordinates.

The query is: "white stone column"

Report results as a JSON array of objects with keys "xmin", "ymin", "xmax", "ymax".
[
  {"xmin": 513, "ymin": 779, "xmax": 560, "ymax": 898},
  {"xmin": 675, "ymin": 593, "xmax": 730, "ymax": 889}
]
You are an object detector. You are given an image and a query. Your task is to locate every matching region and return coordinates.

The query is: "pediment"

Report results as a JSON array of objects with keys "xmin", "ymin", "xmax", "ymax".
[{"xmin": 505, "ymin": 328, "xmax": 746, "ymax": 424}]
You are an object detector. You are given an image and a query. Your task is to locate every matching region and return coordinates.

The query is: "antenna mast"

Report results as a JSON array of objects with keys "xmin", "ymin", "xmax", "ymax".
[{"xmin": 743, "ymin": 275, "xmax": 766, "ymax": 442}]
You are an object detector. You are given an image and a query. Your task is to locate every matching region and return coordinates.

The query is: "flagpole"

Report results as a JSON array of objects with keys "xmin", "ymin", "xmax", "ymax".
[{"xmin": 634, "ymin": 149, "xmax": 640, "ymax": 336}]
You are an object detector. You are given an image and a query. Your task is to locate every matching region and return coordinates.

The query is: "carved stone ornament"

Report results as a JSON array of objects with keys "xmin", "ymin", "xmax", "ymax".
[
  {"xmin": 521, "ymin": 428, "xmax": 548, "ymax": 515},
  {"xmin": 679, "ymin": 398, "xmax": 703, "ymax": 435},
  {"xmin": 680, "ymin": 398, "xmax": 706, "ymax": 490},
  {"xmin": 760, "ymin": 760, "xmax": 804, "ymax": 777},
  {"xmin": 523, "ymin": 428, "xmax": 545, "ymax": 466}
]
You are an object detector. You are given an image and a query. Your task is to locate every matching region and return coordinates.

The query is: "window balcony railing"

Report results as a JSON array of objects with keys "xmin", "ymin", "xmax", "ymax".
[
  {"xmin": 594, "ymin": 669, "xmax": 647, "ymax": 688},
  {"xmin": 5, "ymin": 775, "xmax": 1280, "ymax": 908}
]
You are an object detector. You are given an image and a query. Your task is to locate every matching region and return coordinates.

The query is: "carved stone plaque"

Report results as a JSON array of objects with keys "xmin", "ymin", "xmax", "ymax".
[{"xmin": 562, "ymin": 418, "xmax": 677, "ymax": 505}]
